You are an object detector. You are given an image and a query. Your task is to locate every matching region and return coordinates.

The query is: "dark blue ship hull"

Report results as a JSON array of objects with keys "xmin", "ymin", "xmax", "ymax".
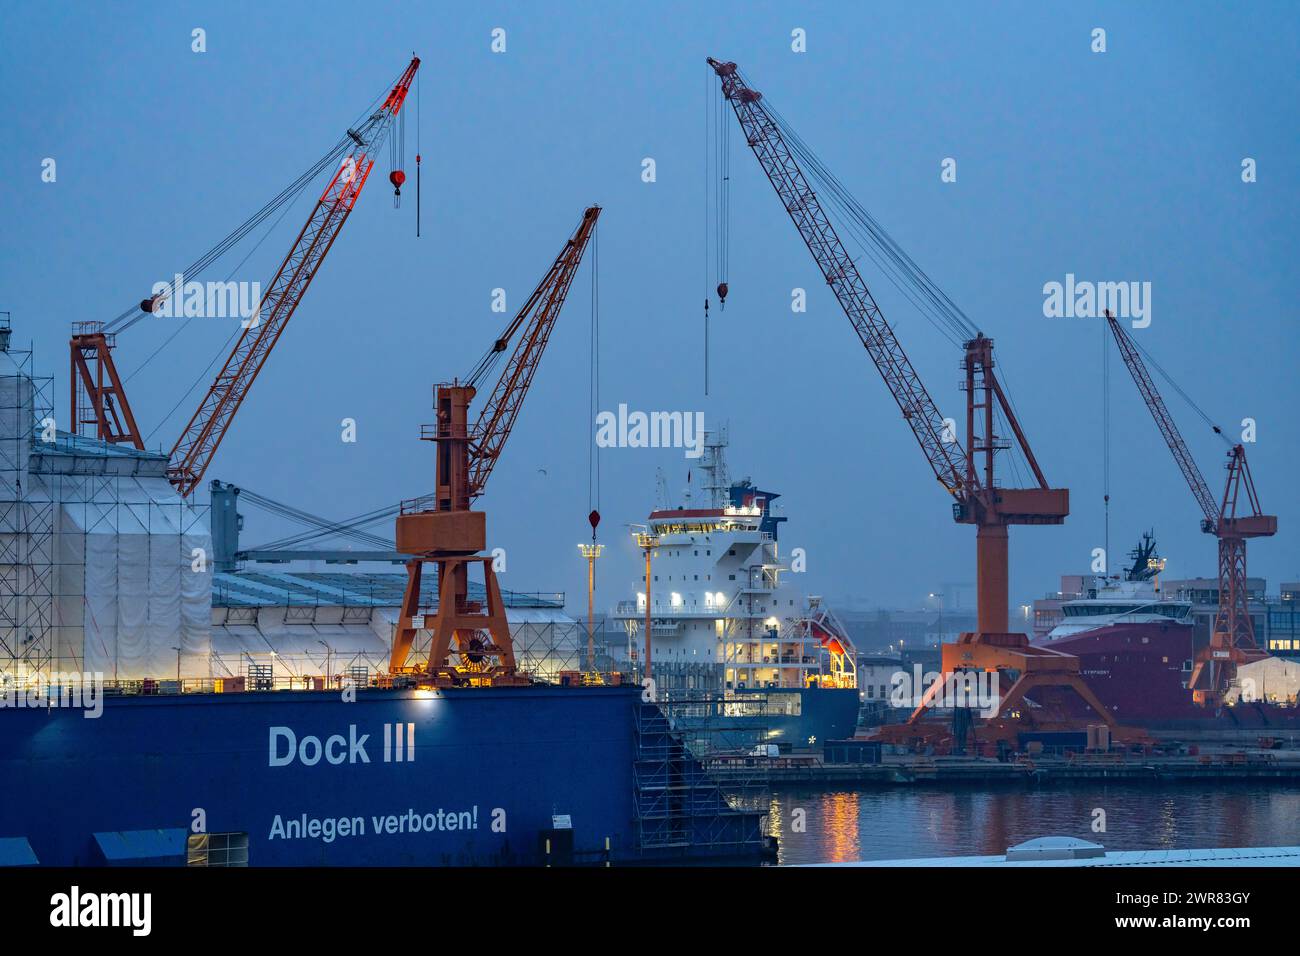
[
  {"xmin": 734, "ymin": 687, "xmax": 861, "ymax": 748},
  {"xmin": 665, "ymin": 687, "xmax": 861, "ymax": 754},
  {"xmin": 0, "ymin": 685, "xmax": 765, "ymax": 866}
]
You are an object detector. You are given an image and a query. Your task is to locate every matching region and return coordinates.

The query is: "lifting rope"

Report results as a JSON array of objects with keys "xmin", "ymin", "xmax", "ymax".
[
  {"xmin": 416, "ymin": 64, "xmax": 422, "ymax": 237},
  {"xmin": 1103, "ymin": 315, "xmax": 1111, "ymax": 566},
  {"xmin": 702, "ymin": 67, "xmax": 711, "ymax": 395},
  {"xmin": 97, "ymin": 61, "xmax": 417, "ymax": 455},
  {"xmin": 588, "ymin": 218, "xmax": 601, "ymax": 528},
  {"xmin": 239, "ymin": 487, "xmax": 395, "ymax": 551},
  {"xmin": 715, "ymin": 75, "xmax": 731, "ymax": 310},
  {"xmin": 1124, "ymin": 331, "xmax": 1230, "ymax": 446},
  {"xmin": 704, "ymin": 64, "xmax": 734, "ymax": 392},
  {"xmin": 758, "ymin": 89, "xmax": 978, "ymax": 349},
  {"xmin": 102, "ymin": 60, "xmax": 408, "ymax": 365}
]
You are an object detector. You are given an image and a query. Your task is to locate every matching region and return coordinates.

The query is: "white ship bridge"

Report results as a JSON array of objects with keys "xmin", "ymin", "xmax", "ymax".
[{"xmin": 611, "ymin": 432, "xmax": 854, "ymax": 696}]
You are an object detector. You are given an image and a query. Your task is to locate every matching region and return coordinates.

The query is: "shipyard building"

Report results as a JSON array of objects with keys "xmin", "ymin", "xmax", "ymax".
[{"xmin": 0, "ymin": 325, "xmax": 579, "ymax": 687}]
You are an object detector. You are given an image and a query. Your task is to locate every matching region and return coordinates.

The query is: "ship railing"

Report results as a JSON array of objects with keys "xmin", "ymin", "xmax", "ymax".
[
  {"xmin": 611, "ymin": 604, "xmax": 774, "ymax": 619},
  {"xmin": 92, "ymin": 673, "xmax": 388, "ymax": 697}
]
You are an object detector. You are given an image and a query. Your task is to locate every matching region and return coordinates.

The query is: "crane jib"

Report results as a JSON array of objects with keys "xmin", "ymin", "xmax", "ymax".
[
  {"xmin": 709, "ymin": 58, "xmax": 969, "ymax": 498},
  {"xmin": 161, "ymin": 57, "xmax": 421, "ymax": 497}
]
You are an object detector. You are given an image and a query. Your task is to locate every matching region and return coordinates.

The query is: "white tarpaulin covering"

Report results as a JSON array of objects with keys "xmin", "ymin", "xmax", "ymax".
[
  {"xmin": 209, "ymin": 621, "xmax": 391, "ymax": 680},
  {"xmin": 59, "ymin": 476, "xmax": 212, "ymax": 679}
]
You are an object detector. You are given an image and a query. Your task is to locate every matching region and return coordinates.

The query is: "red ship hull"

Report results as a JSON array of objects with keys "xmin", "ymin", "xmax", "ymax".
[
  {"xmin": 1032, "ymin": 622, "xmax": 1199, "ymax": 722},
  {"xmin": 1031, "ymin": 622, "xmax": 1300, "ymax": 728}
]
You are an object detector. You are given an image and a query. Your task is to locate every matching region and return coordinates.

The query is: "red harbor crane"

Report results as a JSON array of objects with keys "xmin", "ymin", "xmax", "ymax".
[
  {"xmin": 1104, "ymin": 310, "xmax": 1276, "ymax": 706},
  {"xmin": 389, "ymin": 205, "xmax": 601, "ymax": 685},
  {"xmin": 71, "ymin": 56, "xmax": 421, "ymax": 497},
  {"xmin": 706, "ymin": 58, "xmax": 1120, "ymax": 744}
]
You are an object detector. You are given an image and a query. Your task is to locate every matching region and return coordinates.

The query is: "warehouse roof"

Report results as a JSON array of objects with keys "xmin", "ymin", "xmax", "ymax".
[{"xmin": 213, "ymin": 569, "xmax": 564, "ymax": 610}]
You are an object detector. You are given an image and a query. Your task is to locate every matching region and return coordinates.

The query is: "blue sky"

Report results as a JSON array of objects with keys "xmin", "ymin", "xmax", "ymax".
[{"xmin": 1, "ymin": 1, "xmax": 1297, "ymax": 615}]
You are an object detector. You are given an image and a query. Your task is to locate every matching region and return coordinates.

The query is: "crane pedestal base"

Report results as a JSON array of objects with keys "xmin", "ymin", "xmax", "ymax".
[
  {"xmin": 875, "ymin": 631, "xmax": 1148, "ymax": 752},
  {"xmin": 388, "ymin": 554, "xmax": 528, "ymax": 687}
]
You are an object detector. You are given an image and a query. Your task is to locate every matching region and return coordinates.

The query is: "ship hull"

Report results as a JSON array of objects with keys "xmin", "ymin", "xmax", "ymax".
[
  {"xmin": 669, "ymin": 687, "xmax": 860, "ymax": 750},
  {"xmin": 1033, "ymin": 623, "xmax": 1300, "ymax": 728}
]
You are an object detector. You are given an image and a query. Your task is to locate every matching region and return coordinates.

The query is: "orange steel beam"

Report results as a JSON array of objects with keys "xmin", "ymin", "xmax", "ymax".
[
  {"xmin": 1107, "ymin": 311, "xmax": 1277, "ymax": 705},
  {"xmin": 708, "ymin": 58, "xmax": 1066, "ymax": 643},
  {"xmin": 69, "ymin": 325, "xmax": 144, "ymax": 448},
  {"xmin": 467, "ymin": 206, "xmax": 601, "ymax": 499},
  {"xmin": 166, "ymin": 57, "xmax": 420, "ymax": 496},
  {"xmin": 1191, "ymin": 446, "xmax": 1276, "ymax": 705},
  {"xmin": 708, "ymin": 58, "xmax": 969, "ymax": 500},
  {"xmin": 390, "ymin": 206, "xmax": 599, "ymax": 683},
  {"xmin": 958, "ymin": 335, "xmax": 1068, "ymax": 633}
]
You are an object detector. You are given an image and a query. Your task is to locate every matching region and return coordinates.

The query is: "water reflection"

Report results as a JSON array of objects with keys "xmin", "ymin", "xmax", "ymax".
[{"xmin": 732, "ymin": 784, "xmax": 1300, "ymax": 865}]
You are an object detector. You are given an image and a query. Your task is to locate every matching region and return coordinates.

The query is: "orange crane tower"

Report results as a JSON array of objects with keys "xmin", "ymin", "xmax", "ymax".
[
  {"xmin": 70, "ymin": 57, "xmax": 421, "ymax": 496},
  {"xmin": 1104, "ymin": 311, "xmax": 1276, "ymax": 706},
  {"xmin": 706, "ymin": 58, "xmax": 1118, "ymax": 742},
  {"xmin": 390, "ymin": 206, "xmax": 601, "ymax": 685}
]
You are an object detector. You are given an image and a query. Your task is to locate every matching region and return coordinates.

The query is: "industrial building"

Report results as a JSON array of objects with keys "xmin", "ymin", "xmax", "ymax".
[{"xmin": 0, "ymin": 319, "xmax": 582, "ymax": 687}]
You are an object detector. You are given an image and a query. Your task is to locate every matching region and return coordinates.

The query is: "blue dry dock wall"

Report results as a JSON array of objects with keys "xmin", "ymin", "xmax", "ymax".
[{"xmin": 0, "ymin": 685, "xmax": 641, "ymax": 865}]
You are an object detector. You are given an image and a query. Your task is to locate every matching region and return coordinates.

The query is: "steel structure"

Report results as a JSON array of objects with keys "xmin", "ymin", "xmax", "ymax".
[
  {"xmin": 706, "ymin": 58, "xmax": 1101, "ymax": 745},
  {"xmin": 389, "ymin": 206, "xmax": 601, "ymax": 684},
  {"xmin": 71, "ymin": 57, "xmax": 421, "ymax": 497},
  {"xmin": 69, "ymin": 325, "xmax": 144, "ymax": 448},
  {"xmin": 1104, "ymin": 310, "xmax": 1276, "ymax": 706},
  {"xmin": 577, "ymin": 541, "xmax": 604, "ymax": 669}
]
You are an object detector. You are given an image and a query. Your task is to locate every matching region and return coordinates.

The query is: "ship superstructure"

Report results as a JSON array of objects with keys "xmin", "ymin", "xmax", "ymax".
[
  {"xmin": 1044, "ymin": 536, "xmax": 1193, "ymax": 641},
  {"xmin": 612, "ymin": 430, "xmax": 855, "ymax": 700}
]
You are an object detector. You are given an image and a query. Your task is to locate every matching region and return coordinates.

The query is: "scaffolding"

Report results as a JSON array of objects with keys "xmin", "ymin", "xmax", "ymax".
[
  {"xmin": 631, "ymin": 700, "xmax": 767, "ymax": 857},
  {"xmin": 0, "ymin": 327, "xmax": 54, "ymax": 681},
  {"xmin": 40, "ymin": 469, "xmax": 211, "ymax": 679},
  {"xmin": 509, "ymin": 616, "xmax": 583, "ymax": 682}
]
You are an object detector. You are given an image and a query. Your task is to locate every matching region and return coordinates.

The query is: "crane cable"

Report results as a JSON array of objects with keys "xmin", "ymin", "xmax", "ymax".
[
  {"xmin": 416, "ymin": 65, "xmax": 422, "ymax": 237},
  {"xmin": 1103, "ymin": 317, "xmax": 1111, "ymax": 567},
  {"xmin": 250, "ymin": 496, "xmax": 410, "ymax": 552},
  {"xmin": 754, "ymin": 82, "xmax": 978, "ymax": 348},
  {"xmin": 702, "ymin": 66, "xmax": 711, "ymax": 394},
  {"xmin": 238, "ymin": 488, "xmax": 395, "ymax": 551},
  {"xmin": 736, "ymin": 76, "xmax": 1055, "ymax": 482},
  {"xmin": 715, "ymin": 78, "xmax": 731, "ymax": 306},
  {"xmin": 588, "ymin": 218, "xmax": 601, "ymax": 519},
  {"xmin": 104, "ymin": 63, "xmax": 406, "ymax": 338},
  {"xmin": 1124, "ymin": 331, "xmax": 1231, "ymax": 446}
]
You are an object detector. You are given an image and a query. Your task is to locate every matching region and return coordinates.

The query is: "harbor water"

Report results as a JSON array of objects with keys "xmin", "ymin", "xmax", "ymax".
[{"xmin": 735, "ymin": 784, "xmax": 1300, "ymax": 865}]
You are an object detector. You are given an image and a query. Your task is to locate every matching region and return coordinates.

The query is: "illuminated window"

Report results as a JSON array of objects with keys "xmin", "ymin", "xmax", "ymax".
[{"xmin": 188, "ymin": 832, "xmax": 249, "ymax": 867}]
